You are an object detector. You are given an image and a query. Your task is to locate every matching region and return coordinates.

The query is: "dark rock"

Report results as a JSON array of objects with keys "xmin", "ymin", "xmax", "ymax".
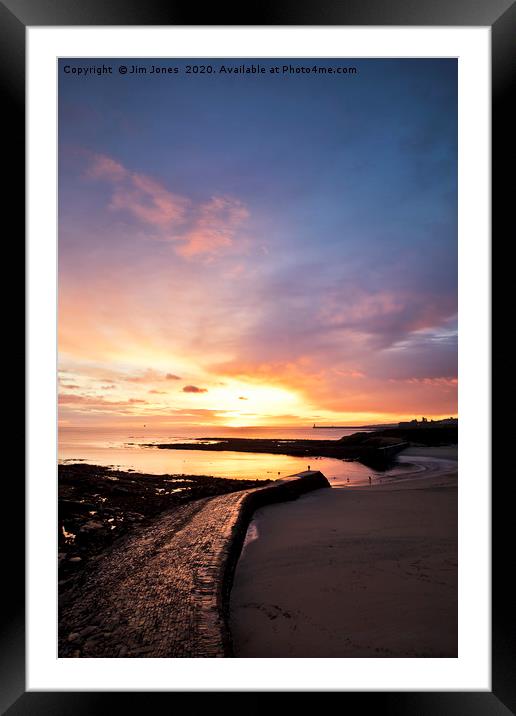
[{"xmin": 80, "ymin": 520, "xmax": 104, "ymax": 532}]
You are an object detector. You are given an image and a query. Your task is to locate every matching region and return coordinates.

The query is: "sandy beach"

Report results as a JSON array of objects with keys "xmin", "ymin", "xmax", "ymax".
[{"xmin": 230, "ymin": 447, "xmax": 457, "ymax": 657}]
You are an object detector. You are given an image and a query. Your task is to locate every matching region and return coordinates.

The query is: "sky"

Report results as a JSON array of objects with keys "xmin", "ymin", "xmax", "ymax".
[{"xmin": 58, "ymin": 58, "xmax": 457, "ymax": 428}]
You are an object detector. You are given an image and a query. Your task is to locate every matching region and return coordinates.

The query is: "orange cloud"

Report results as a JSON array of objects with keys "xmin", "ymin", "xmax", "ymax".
[
  {"xmin": 183, "ymin": 385, "xmax": 208, "ymax": 393},
  {"xmin": 211, "ymin": 355, "xmax": 457, "ymax": 418}
]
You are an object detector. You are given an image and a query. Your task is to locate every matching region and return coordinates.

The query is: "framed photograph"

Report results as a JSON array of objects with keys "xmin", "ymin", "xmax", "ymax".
[{"xmin": 5, "ymin": 0, "xmax": 511, "ymax": 711}]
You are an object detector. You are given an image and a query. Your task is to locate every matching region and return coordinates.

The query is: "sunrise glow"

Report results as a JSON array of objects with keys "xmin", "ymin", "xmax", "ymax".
[{"xmin": 59, "ymin": 58, "xmax": 457, "ymax": 429}]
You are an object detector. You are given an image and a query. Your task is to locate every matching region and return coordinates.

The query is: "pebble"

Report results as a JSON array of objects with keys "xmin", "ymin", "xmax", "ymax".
[{"xmin": 80, "ymin": 520, "xmax": 104, "ymax": 532}]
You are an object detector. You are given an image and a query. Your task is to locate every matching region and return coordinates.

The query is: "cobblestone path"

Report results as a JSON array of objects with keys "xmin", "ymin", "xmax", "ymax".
[{"xmin": 59, "ymin": 471, "xmax": 329, "ymax": 658}]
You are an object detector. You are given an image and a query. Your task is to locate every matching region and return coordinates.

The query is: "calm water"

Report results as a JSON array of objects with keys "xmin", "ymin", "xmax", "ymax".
[{"xmin": 58, "ymin": 425, "xmax": 432, "ymax": 487}]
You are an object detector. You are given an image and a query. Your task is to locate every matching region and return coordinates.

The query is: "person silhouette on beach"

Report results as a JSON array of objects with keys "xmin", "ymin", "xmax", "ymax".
[{"xmin": 368, "ymin": 475, "xmax": 372, "ymax": 486}]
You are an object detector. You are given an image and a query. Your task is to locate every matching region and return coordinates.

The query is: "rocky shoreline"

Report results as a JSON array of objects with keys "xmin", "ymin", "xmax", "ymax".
[
  {"xmin": 58, "ymin": 466, "xmax": 326, "ymax": 658},
  {"xmin": 143, "ymin": 427, "xmax": 457, "ymax": 468},
  {"xmin": 58, "ymin": 463, "xmax": 270, "ymax": 597}
]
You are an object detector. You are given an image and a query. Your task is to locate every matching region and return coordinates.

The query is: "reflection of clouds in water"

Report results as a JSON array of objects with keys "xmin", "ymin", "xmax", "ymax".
[
  {"xmin": 58, "ymin": 427, "xmax": 456, "ymax": 487},
  {"xmin": 59, "ymin": 443, "xmax": 381, "ymax": 485}
]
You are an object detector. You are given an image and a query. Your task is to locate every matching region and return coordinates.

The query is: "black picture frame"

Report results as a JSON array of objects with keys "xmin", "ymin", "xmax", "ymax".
[{"xmin": 5, "ymin": 0, "xmax": 511, "ymax": 711}]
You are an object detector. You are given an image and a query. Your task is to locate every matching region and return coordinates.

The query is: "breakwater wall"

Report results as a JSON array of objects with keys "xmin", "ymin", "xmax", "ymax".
[{"xmin": 59, "ymin": 470, "xmax": 330, "ymax": 658}]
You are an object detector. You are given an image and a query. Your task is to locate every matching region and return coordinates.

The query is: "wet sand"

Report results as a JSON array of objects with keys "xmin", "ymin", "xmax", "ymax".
[{"xmin": 230, "ymin": 447, "xmax": 457, "ymax": 657}]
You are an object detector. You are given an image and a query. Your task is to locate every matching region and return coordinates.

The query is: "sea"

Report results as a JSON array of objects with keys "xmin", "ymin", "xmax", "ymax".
[{"xmin": 58, "ymin": 425, "xmax": 445, "ymax": 487}]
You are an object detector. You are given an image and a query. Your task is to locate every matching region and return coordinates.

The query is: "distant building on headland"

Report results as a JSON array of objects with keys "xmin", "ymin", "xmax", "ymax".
[{"xmin": 398, "ymin": 417, "xmax": 458, "ymax": 429}]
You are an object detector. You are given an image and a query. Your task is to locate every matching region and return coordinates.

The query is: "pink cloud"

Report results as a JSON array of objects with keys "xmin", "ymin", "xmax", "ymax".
[
  {"xmin": 404, "ymin": 377, "xmax": 458, "ymax": 388},
  {"xmin": 87, "ymin": 154, "xmax": 127, "ymax": 182},
  {"xmin": 85, "ymin": 154, "xmax": 249, "ymax": 258},
  {"xmin": 176, "ymin": 196, "xmax": 249, "ymax": 258},
  {"xmin": 334, "ymin": 369, "xmax": 365, "ymax": 379},
  {"xmin": 58, "ymin": 393, "xmax": 149, "ymax": 413},
  {"xmin": 109, "ymin": 173, "xmax": 188, "ymax": 229}
]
